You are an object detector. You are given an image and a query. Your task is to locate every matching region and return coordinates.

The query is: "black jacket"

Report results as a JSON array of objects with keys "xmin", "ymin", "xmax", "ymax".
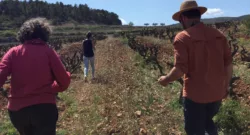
[{"xmin": 82, "ymin": 39, "xmax": 94, "ymax": 57}]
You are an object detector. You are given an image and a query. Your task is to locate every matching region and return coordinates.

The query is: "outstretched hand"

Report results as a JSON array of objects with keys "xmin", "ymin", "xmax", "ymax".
[
  {"xmin": 158, "ymin": 67, "xmax": 184, "ymax": 87},
  {"xmin": 158, "ymin": 76, "xmax": 169, "ymax": 87}
]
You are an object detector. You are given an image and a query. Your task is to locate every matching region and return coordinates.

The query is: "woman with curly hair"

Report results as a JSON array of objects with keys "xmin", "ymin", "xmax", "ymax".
[{"xmin": 0, "ymin": 17, "xmax": 71, "ymax": 135}]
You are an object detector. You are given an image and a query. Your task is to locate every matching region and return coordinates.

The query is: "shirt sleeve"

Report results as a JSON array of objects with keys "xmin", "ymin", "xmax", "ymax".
[
  {"xmin": 173, "ymin": 33, "xmax": 189, "ymax": 74},
  {"xmin": 0, "ymin": 48, "xmax": 13, "ymax": 88},
  {"xmin": 49, "ymin": 49, "xmax": 71, "ymax": 93},
  {"xmin": 223, "ymin": 36, "xmax": 233, "ymax": 66}
]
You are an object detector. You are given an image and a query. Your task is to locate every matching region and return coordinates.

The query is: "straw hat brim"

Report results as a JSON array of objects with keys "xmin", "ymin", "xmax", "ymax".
[{"xmin": 172, "ymin": 7, "xmax": 207, "ymax": 21}]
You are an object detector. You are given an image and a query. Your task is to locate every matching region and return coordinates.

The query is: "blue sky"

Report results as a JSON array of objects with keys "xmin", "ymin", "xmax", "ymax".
[{"xmin": 45, "ymin": 0, "xmax": 250, "ymax": 26}]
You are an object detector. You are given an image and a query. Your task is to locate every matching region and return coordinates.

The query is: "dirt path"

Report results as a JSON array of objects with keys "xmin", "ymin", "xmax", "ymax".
[
  {"xmin": 0, "ymin": 37, "xmax": 184, "ymax": 135},
  {"xmin": 55, "ymin": 37, "xmax": 184, "ymax": 135}
]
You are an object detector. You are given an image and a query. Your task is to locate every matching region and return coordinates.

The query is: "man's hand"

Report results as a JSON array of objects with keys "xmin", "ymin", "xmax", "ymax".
[
  {"xmin": 158, "ymin": 76, "xmax": 169, "ymax": 87},
  {"xmin": 157, "ymin": 67, "xmax": 184, "ymax": 87}
]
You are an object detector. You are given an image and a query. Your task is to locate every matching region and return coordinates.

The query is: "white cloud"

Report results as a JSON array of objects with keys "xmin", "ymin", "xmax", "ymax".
[
  {"xmin": 205, "ymin": 8, "xmax": 224, "ymax": 17},
  {"xmin": 119, "ymin": 18, "xmax": 127, "ymax": 25}
]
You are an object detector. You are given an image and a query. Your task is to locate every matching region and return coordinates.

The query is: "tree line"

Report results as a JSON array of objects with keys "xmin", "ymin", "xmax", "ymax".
[{"xmin": 0, "ymin": 0, "xmax": 122, "ymax": 28}]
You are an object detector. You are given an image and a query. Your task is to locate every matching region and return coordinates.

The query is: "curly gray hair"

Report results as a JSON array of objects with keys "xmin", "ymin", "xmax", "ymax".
[{"xmin": 17, "ymin": 17, "xmax": 52, "ymax": 43}]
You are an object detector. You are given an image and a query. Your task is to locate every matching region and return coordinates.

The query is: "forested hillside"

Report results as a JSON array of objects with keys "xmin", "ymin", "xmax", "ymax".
[
  {"xmin": 0, "ymin": 0, "xmax": 122, "ymax": 29},
  {"xmin": 201, "ymin": 15, "xmax": 250, "ymax": 24}
]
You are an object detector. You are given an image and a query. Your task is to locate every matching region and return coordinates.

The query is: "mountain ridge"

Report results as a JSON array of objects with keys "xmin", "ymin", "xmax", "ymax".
[{"xmin": 168, "ymin": 14, "xmax": 250, "ymax": 27}]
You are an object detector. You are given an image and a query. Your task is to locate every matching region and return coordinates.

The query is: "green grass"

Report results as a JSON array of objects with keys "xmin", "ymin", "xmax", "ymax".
[
  {"xmin": 0, "ymin": 114, "xmax": 18, "ymax": 135},
  {"xmin": 93, "ymin": 94, "xmax": 102, "ymax": 104},
  {"xmin": 239, "ymin": 38, "xmax": 250, "ymax": 46},
  {"xmin": 169, "ymin": 96, "xmax": 182, "ymax": 111},
  {"xmin": 120, "ymin": 37, "xmax": 129, "ymax": 45},
  {"xmin": 56, "ymin": 129, "xmax": 68, "ymax": 135},
  {"xmin": 131, "ymin": 51, "xmax": 185, "ymax": 132},
  {"xmin": 58, "ymin": 88, "xmax": 79, "ymax": 119},
  {"xmin": 59, "ymin": 92, "xmax": 75, "ymax": 106},
  {"xmin": 77, "ymin": 99, "xmax": 104, "ymax": 134},
  {"xmin": 233, "ymin": 64, "xmax": 250, "ymax": 84},
  {"xmin": 214, "ymin": 99, "xmax": 250, "ymax": 135},
  {"xmin": 0, "ymin": 30, "xmax": 17, "ymax": 37}
]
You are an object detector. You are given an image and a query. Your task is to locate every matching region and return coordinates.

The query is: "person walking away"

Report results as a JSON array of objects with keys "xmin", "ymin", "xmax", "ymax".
[
  {"xmin": 82, "ymin": 32, "xmax": 95, "ymax": 82},
  {"xmin": 157, "ymin": 1, "xmax": 233, "ymax": 134},
  {"xmin": 0, "ymin": 17, "xmax": 71, "ymax": 135}
]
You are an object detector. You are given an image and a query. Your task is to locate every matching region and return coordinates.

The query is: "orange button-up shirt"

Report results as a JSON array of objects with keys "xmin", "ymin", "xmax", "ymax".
[{"xmin": 173, "ymin": 22, "xmax": 232, "ymax": 103}]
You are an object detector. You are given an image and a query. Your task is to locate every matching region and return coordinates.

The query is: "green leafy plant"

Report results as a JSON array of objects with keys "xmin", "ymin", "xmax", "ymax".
[
  {"xmin": 214, "ymin": 99, "xmax": 250, "ymax": 134},
  {"xmin": 0, "ymin": 118, "xmax": 18, "ymax": 135}
]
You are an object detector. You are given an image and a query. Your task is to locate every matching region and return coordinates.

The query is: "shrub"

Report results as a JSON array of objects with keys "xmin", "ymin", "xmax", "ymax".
[
  {"xmin": 243, "ymin": 17, "xmax": 250, "ymax": 34},
  {"xmin": 0, "ymin": 30, "xmax": 16, "ymax": 37},
  {"xmin": 214, "ymin": 99, "xmax": 250, "ymax": 134},
  {"xmin": 0, "ymin": 116, "xmax": 18, "ymax": 135}
]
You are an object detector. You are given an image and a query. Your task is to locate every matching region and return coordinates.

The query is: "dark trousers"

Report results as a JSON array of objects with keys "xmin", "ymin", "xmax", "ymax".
[
  {"xmin": 184, "ymin": 98, "xmax": 221, "ymax": 135},
  {"xmin": 8, "ymin": 103, "xmax": 58, "ymax": 135}
]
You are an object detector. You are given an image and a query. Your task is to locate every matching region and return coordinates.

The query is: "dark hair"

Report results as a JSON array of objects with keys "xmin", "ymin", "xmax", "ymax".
[
  {"xmin": 17, "ymin": 17, "xmax": 52, "ymax": 43},
  {"xmin": 86, "ymin": 32, "xmax": 92, "ymax": 39},
  {"xmin": 181, "ymin": 9, "xmax": 201, "ymax": 19}
]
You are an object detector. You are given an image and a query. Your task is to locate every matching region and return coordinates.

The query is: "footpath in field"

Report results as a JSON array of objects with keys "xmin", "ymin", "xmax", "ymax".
[{"xmin": 55, "ymin": 37, "xmax": 184, "ymax": 135}]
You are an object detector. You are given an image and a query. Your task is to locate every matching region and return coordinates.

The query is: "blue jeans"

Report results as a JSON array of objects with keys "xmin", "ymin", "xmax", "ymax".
[
  {"xmin": 83, "ymin": 56, "xmax": 95, "ymax": 78},
  {"xmin": 184, "ymin": 98, "xmax": 221, "ymax": 135}
]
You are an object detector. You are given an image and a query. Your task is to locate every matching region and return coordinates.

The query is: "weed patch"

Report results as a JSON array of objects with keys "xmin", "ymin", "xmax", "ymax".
[{"xmin": 215, "ymin": 99, "xmax": 250, "ymax": 134}]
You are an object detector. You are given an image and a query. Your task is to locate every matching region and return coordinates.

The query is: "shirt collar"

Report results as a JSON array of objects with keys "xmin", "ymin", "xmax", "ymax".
[{"xmin": 184, "ymin": 22, "xmax": 206, "ymax": 40}]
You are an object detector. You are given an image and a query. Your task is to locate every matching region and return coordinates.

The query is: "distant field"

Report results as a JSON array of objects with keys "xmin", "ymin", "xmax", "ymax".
[{"xmin": 0, "ymin": 23, "xmax": 180, "ymax": 46}]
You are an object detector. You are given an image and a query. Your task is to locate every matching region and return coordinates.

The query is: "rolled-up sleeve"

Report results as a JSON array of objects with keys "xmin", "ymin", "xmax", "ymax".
[{"xmin": 173, "ymin": 33, "xmax": 189, "ymax": 74}]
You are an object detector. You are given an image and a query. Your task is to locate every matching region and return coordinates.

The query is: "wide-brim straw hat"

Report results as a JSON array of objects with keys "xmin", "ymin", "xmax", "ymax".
[{"xmin": 172, "ymin": 0, "xmax": 207, "ymax": 21}]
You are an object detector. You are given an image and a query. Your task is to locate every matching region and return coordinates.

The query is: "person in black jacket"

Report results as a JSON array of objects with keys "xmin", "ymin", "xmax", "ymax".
[{"xmin": 82, "ymin": 32, "xmax": 95, "ymax": 82}]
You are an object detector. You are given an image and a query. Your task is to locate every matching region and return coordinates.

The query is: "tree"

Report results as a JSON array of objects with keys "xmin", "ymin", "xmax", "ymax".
[
  {"xmin": 0, "ymin": 0, "xmax": 122, "ymax": 27},
  {"xmin": 152, "ymin": 23, "xmax": 158, "ymax": 26},
  {"xmin": 144, "ymin": 23, "xmax": 149, "ymax": 26},
  {"xmin": 129, "ymin": 21, "xmax": 134, "ymax": 26},
  {"xmin": 160, "ymin": 23, "xmax": 165, "ymax": 26}
]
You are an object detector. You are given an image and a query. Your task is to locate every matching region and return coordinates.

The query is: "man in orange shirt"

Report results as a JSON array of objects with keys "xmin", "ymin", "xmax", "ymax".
[{"xmin": 158, "ymin": 0, "xmax": 233, "ymax": 134}]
